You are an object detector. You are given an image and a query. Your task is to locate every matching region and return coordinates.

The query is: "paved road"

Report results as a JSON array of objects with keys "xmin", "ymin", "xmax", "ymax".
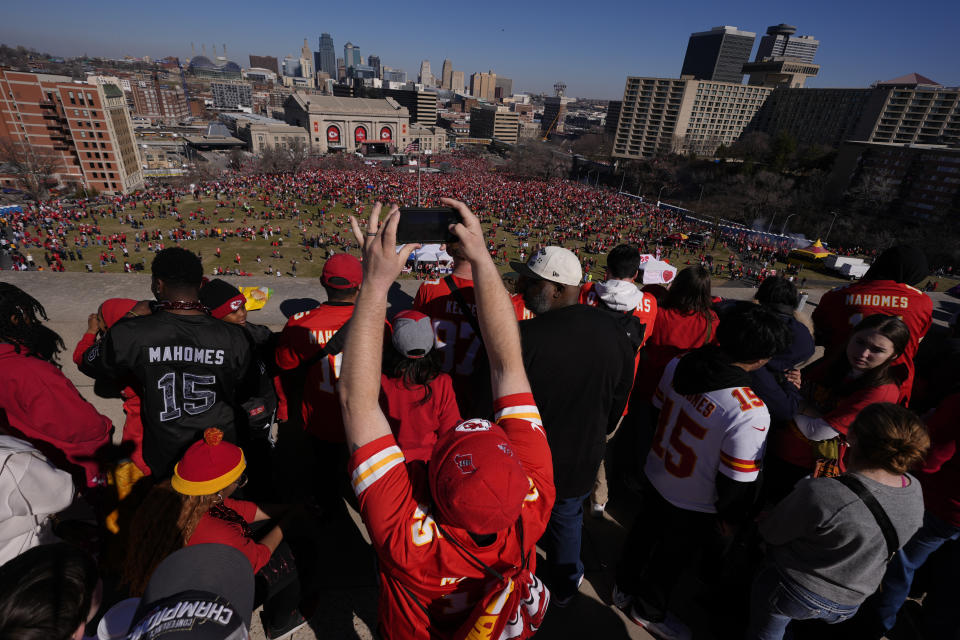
[{"xmin": 2, "ymin": 271, "xmax": 954, "ymax": 640}]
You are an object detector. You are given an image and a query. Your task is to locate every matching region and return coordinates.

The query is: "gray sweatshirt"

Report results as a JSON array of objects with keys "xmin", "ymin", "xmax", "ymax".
[{"xmin": 760, "ymin": 472, "xmax": 924, "ymax": 605}]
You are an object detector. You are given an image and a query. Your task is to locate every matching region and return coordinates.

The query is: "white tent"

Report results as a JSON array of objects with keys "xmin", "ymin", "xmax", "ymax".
[
  {"xmin": 406, "ymin": 243, "xmax": 453, "ymax": 263},
  {"xmin": 638, "ymin": 254, "xmax": 678, "ymax": 285}
]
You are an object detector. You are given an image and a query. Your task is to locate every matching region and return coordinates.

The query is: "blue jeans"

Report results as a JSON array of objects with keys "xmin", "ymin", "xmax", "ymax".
[
  {"xmin": 541, "ymin": 492, "xmax": 589, "ymax": 598},
  {"xmin": 871, "ymin": 510, "xmax": 960, "ymax": 632},
  {"xmin": 746, "ymin": 565, "xmax": 858, "ymax": 640}
]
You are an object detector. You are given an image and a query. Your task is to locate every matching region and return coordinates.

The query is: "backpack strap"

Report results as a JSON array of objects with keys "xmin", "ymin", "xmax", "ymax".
[{"xmin": 834, "ymin": 474, "xmax": 899, "ymax": 560}]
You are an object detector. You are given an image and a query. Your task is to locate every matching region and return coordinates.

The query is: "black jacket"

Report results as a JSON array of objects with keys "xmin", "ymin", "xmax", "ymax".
[{"xmin": 520, "ymin": 304, "xmax": 636, "ymax": 499}]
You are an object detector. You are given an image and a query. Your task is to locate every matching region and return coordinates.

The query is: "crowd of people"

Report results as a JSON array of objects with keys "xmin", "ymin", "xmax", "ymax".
[
  {"xmin": 0, "ymin": 191, "xmax": 957, "ymax": 640},
  {"xmin": 3, "ymin": 154, "xmax": 922, "ymax": 286}
]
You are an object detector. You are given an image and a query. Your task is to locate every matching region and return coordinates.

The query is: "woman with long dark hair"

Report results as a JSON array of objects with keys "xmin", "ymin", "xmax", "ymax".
[
  {"xmin": 0, "ymin": 283, "xmax": 112, "ymax": 487},
  {"xmin": 768, "ymin": 314, "xmax": 909, "ymax": 497},
  {"xmin": 380, "ymin": 310, "xmax": 461, "ymax": 462},
  {"xmin": 633, "ymin": 266, "xmax": 718, "ymax": 404}
]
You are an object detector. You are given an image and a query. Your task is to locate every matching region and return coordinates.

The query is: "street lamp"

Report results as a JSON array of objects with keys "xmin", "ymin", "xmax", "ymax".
[
  {"xmin": 781, "ymin": 213, "xmax": 797, "ymax": 236},
  {"xmin": 825, "ymin": 211, "xmax": 840, "ymax": 241},
  {"xmin": 657, "ymin": 185, "xmax": 667, "ymax": 206}
]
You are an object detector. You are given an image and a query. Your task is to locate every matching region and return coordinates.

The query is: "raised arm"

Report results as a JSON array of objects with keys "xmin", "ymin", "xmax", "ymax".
[
  {"xmin": 441, "ymin": 197, "xmax": 531, "ymax": 400},
  {"xmin": 339, "ymin": 203, "xmax": 418, "ymax": 451}
]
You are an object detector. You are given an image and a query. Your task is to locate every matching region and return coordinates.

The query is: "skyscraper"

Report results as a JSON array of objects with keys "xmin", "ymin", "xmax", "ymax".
[
  {"xmin": 368, "ymin": 55, "xmax": 381, "ymax": 79},
  {"xmin": 343, "ymin": 43, "xmax": 361, "ymax": 71},
  {"xmin": 742, "ymin": 24, "xmax": 820, "ymax": 87},
  {"xmin": 441, "ymin": 59, "xmax": 453, "ymax": 89},
  {"xmin": 451, "ymin": 71, "xmax": 465, "ymax": 93},
  {"xmin": 299, "ymin": 39, "xmax": 314, "ymax": 79},
  {"xmin": 755, "ymin": 24, "xmax": 819, "ymax": 63},
  {"xmin": 680, "ymin": 26, "xmax": 756, "ymax": 83},
  {"xmin": 419, "ymin": 60, "xmax": 433, "ymax": 86},
  {"xmin": 317, "ymin": 33, "xmax": 336, "ymax": 77},
  {"xmin": 470, "ymin": 71, "xmax": 496, "ymax": 100}
]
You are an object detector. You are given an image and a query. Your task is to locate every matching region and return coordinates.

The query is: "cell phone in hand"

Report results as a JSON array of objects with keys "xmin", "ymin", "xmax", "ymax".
[{"xmin": 397, "ymin": 207, "xmax": 459, "ymax": 244}]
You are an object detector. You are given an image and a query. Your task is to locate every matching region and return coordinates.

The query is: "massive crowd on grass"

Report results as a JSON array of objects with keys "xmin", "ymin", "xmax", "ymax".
[
  {"xmin": 0, "ymin": 162, "xmax": 958, "ymax": 640},
  {"xmin": 0, "ymin": 153, "xmax": 914, "ymax": 283}
]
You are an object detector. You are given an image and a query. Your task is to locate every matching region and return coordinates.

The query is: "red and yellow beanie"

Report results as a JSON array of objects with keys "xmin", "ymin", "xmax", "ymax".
[{"xmin": 171, "ymin": 428, "xmax": 246, "ymax": 496}]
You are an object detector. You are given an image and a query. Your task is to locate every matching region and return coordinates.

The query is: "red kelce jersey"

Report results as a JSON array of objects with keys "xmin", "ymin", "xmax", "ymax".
[
  {"xmin": 348, "ymin": 393, "xmax": 555, "ymax": 640},
  {"xmin": 275, "ymin": 303, "xmax": 354, "ymax": 440}
]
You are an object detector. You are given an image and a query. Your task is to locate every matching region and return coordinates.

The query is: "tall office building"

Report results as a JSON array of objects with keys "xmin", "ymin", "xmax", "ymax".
[
  {"xmin": 742, "ymin": 24, "xmax": 820, "ymax": 88},
  {"xmin": 680, "ymin": 26, "xmax": 756, "ymax": 84},
  {"xmin": 299, "ymin": 39, "xmax": 314, "ymax": 80},
  {"xmin": 470, "ymin": 71, "xmax": 496, "ymax": 100},
  {"xmin": 336, "ymin": 57, "xmax": 346, "ymax": 82},
  {"xmin": 0, "ymin": 70, "xmax": 144, "ymax": 194},
  {"xmin": 451, "ymin": 71, "xmax": 465, "ymax": 93},
  {"xmin": 470, "ymin": 104, "xmax": 519, "ymax": 143},
  {"xmin": 249, "ymin": 55, "xmax": 279, "ymax": 74},
  {"xmin": 755, "ymin": 24, "xmax": 819, "ymax": 63},
  {"xmin": 419, "ymin": 60, "xmax": 433, "ymax": 86},
  {"xmin": 368, "ymin": 55, "xmax": 381, "ymax": 79},
  {"xmin": 343, "ymin": 43, "xmax": 361, "ymax": 71},
  {"xmin": 317, "ymin": 33, "xmax": 337, "ymax": 77},
  {"xmin": 441, "ymin": 59, "xmax": 453, "ymax": 89},
  {"xmin": 380, "ymin": 88, "xmax": 438, "ymax": 124},
  {"xmin": 541, "ymin": 96, "xmax": 572, "ymax": 135},
  {"xmin": 495, "ymin": 77, "xmax": 513, "ymax": 100}
]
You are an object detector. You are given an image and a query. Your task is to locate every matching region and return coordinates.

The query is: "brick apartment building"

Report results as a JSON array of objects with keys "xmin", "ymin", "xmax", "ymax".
[{"xmin": 0, "ymin": 69, "xmax": 143, "ymax": 194}]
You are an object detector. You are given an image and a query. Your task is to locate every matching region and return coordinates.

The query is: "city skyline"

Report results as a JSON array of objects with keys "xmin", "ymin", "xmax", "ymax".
[{"xmin": 1, "ymin": 0, "xmax": 957, "ymax": 98}]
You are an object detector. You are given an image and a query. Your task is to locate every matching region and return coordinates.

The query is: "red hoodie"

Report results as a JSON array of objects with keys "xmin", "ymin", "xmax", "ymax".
[{"xmin": 0, "ymin": 343, "xmax": 112, "ymax": 486}]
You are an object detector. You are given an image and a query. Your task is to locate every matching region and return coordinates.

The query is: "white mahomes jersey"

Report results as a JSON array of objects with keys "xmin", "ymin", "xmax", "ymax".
[{"xmin": 645, "ymin": 357, "xmax": 771, "ymax": 513}]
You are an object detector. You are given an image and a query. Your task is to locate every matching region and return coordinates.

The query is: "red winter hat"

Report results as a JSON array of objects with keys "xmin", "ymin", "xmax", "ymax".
[
  {"xmin": 322, "ymin": 254, "xmax": 363, "ymax": 289},
  {"xmin": 428, "ymin": 419, "xmax": 529, "ymax": 534},
  {"xmin": 172, "ymin": 428, "xmax": 246, "ymax": 496}
]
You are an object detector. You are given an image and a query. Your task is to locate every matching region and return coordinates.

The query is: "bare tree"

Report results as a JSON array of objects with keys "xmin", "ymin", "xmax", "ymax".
[
  {"xmin": 227, "ymin": 149, "xmax": 246, "ymax": 173},
  {"xmin": 0, "ymin": 137, "xmax": 65, "ymax": 201},
  {"xmin": 506, "ymin": 142, "xmax": 571, "ymax": 180}
]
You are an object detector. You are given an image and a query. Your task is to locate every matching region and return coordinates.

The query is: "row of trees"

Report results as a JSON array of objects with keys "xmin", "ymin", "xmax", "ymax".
[{"xmin": 499, "ymin": 132, "xmax": 956, "ymax": 265}]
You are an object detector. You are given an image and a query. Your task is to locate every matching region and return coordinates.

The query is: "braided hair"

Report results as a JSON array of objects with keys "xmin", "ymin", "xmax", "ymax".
[{"xmin": 0, "ymin": 283, "xmax": 64, "ymax": 366}]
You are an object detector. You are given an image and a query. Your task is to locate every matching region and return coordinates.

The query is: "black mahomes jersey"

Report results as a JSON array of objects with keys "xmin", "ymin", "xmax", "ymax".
[{"xmin": 84, "ymin": 311, "xmax": 252, "ymax": 477}]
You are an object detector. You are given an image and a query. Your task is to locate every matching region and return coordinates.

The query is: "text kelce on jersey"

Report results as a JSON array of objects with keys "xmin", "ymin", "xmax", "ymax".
[{"xmin": 149, "ymin": 346, "xmax": 226, "ymax": 365}]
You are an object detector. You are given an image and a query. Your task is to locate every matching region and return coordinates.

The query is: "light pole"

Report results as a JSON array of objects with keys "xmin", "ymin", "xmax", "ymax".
[
  {"xmin": 618, "ymin": 173, "xmax": 625, "ymax": 193},
  {"xmin": 781, "ymin": 213, "xmax": 797, "ymax": 236},
  {"xmin": 657, "ymin": 185, "xmax": 667, "ymax": 206},
  {"xmin": 767, "ymin": 212, "xmax": 779, "ymax": 234},
  {"xmin": 698, "ymin": 184, "xmax": 704, "ymax": 206},
  {"xmin": 825, "ymin": 210, "xmax": 840, "ymax": 241}
]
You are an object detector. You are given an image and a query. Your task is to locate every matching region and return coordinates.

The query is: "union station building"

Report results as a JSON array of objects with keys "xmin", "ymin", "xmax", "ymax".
[{"xmin": 283, "ymin": 93, "xmax": 411, "ymax": 154}]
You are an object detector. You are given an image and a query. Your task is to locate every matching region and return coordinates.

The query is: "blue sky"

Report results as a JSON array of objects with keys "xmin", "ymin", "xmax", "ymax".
[{"xmin": 2, "ymin": 0, "xmax": 957, "ymax": 98}]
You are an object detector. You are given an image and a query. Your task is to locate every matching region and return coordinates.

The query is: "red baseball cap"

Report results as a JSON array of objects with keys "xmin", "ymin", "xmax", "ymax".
[
  {"xmin": 322, "ymin": 254, "xmax": 363, "ymax": 289},
  {"xmin": 428, "ymin": 419, "xmax": 530, "ymax": 534}
]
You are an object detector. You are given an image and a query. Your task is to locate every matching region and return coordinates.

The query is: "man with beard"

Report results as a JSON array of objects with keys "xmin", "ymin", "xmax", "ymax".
[{"xmin": 511, "ymin": 246, "xmax": 636, "ymax": 606}]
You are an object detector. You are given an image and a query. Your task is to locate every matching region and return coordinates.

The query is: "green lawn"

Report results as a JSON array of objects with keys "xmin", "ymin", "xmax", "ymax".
[{"xmin": 43, "ymin": 196, "xmax": 960, "ymax": 292}]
